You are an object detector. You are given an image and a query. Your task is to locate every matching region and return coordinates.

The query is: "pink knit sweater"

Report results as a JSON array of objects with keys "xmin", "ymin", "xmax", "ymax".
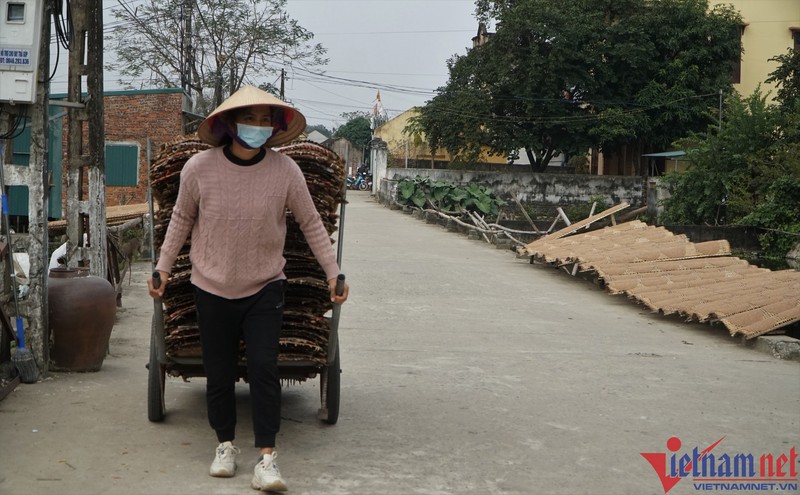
[{"xmin": 155, "ymin": 147, "xmax": 340, "ymax": 299}]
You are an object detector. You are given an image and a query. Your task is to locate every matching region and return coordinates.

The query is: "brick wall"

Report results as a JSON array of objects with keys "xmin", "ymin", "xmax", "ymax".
[
  {"xmin": 103, "ymin": 90, "xmax": 183, "ymax": 207},
  {"xmin": 59, "ymin": 89, "xmax": 184, "ymax": 210}
]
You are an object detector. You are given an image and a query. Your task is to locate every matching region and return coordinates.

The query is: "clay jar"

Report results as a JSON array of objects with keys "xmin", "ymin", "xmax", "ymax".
[{"xmin": 48, "ymin": 268, "xmax": 117, "ymax": 372}]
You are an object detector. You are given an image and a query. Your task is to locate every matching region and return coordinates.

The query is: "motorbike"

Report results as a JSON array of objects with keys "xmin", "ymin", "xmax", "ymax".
[{"xmin": 348, "ymin": 171, "xmax": 372, "ymax": 191}]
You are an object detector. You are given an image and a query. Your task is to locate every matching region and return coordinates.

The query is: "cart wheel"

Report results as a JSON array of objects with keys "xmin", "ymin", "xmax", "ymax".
[
  {"xmin": 319, "ymin": 346, "xmax": 341, "ymax": 425},
  {"xmin": 147, "ymin": 318, "xmax": 166, "ymax": 422}
]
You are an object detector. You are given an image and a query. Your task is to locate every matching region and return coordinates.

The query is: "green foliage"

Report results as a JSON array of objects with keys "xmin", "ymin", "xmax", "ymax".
[
  {"xmin": 409, "ymin": 52, "xmax": 490, "ymax": 167},
  {"xmin": 395, "ymin": 176, "xmax": 506, "ymax": 217},
  {"xmin": 564, "ymin": 196, "xmax": 609, "ymax": 221},
  {"xmin": 122, "ymin": 225, "xmax": 143, "ymax": 242},
  {"xmin": 766, "ymin": 49, "xmax": 800, "ymax": 111},
  {"xmin": 660, "ymin": 49, "xmax": 800, "ymax": 259},
  {"xmin": 737, "ymin": 177, "xmax": 800, "ymax": 258},
  {"xmin": 416, "ymin": 0, "xmax": 742, "ymax": 172},
  {"xmin": 567, "ymin": 154, "xmax": 590, "ymax": 174},
  {"xmin": 661, "ymin": 88, "xmax": 794, "ymax": 226},
  {"xmin": 333, "ymin": 113, "xmax": 372, "ymax": 150}
]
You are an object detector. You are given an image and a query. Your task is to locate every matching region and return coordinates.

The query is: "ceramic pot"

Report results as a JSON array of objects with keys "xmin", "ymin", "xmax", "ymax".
[{"xmin": 48, "ymin": 268, "xmax": 116, "ymax": 371}]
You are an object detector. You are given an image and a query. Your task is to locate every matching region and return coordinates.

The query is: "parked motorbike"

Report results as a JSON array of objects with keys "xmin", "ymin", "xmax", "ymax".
[{"xmin": 348, "ymin": 171, "xmax": 372, "ymax": 191}]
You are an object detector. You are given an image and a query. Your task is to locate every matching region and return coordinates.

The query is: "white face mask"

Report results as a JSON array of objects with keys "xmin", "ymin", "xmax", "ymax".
[{"xmin": 236, "ymin": 123, "xmax": 274, "ymax": 148}]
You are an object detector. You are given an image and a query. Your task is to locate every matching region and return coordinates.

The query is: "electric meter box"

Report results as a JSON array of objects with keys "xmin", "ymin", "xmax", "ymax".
[{"xmin": 0, "ymin": 0, "xmax": 43, "ymax": 104}]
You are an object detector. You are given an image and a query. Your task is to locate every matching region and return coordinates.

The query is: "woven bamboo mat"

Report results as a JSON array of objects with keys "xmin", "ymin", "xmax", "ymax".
[{"xmin": 523, "ymin": 219, "xmax": 800, "ymax": 339}]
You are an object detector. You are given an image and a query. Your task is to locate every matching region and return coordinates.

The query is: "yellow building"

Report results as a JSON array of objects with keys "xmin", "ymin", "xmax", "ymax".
[
  {"xmin": 374, "ymin": 108, "xmax": 512, "ymax": 168},
  {"xmin": 372, "ymin": 108, "xmax": 442, "ymax": 168},
  {"xmin": 373, "ymin": 108, "xmax": 543, "ymax": 168},
  {"xmin": 710, "ymin": 0, "xmax": 800, "ymax": 99}
]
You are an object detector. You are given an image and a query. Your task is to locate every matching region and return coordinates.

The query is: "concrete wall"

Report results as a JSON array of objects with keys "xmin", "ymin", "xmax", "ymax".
[
  {"xmin": 370, "ymin": 140, "xmax": 388, "ymax": 196},
  {"xmin": 322, "ymin": 137, "xmax": 363, "ymax": 177},
  {"xmin": 379, "ymin": 167, "xmax": 646, "ymax": 207}
]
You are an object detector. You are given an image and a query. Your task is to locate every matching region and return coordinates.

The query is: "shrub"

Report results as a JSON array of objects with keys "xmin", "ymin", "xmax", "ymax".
[{"xmin": 396, "ymin": 176, "xmax": 506, "ymax": 217}]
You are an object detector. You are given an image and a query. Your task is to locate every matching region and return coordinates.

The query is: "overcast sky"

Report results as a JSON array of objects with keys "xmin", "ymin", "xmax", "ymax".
[
  {"xmin": 46, "ymin": 0, "xmax": 481, "ymax": 130},
  {"xmin": 282, "ymin": 0, "xmax": 479, "ymax": 128}
]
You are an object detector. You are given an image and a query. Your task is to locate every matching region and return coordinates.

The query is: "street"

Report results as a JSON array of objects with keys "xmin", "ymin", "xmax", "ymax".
[{"xmin": 1, "ymin": 191, "xmax": 798, "ymax": 495}]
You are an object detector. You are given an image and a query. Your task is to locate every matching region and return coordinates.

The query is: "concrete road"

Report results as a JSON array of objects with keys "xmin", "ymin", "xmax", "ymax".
[{"xmin": 1, "ymin": 191, "xmax": 798, "ymax": 495}]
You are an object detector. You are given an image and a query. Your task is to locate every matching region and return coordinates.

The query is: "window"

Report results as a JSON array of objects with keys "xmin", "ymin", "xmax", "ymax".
[
  {"xmin": 731, "ymin": 24, "xmax": 746, "ymax": 84},
  {"xmin": 792, "ymin": 28, "xmax": 800, "ymax": 52},
  {"xmin": 105, "ymin": 143, "xmax": 139, "ymax": 186},
  {"xmin": 7, "ymin": 3, "xmax": 25, "ymax": 22}
]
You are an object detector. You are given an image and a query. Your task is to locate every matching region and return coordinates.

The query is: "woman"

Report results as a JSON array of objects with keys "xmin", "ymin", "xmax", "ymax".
[{"xmin": 148, "ymin": 85, "xmax": 349, "ymax": 492}]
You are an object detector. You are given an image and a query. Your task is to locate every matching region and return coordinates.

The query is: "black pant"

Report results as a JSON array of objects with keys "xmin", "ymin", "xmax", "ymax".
[{"xmin": 194, "ymin": 280, "xmax": 286, "ymax": 448}]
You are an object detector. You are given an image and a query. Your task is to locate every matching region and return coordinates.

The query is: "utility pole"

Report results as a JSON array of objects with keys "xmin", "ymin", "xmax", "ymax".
[
  {"xmin": 718, "ymin": 89, "xmax": 723, "ymax": 132},
  {"xmin": 0, "ymin": 0, "xmax": 51, "ymax": 370},
  {"xmin": 280, "ymin": 68, "xmax": 285, "ymax": 100},
  {"xmin": 180, "ymin": 0, "xmax": 187, "ymax": 132},
  {"xmin": 65, "ymin": 0, "xmax": 107, "ymax": 279}
]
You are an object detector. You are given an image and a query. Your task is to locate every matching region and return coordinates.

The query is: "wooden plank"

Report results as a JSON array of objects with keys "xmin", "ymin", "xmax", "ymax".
[
  {"xmin": 0, "ymin": 376, "xmax": 20, "ymax": 402},
  {"xmin": 513, "ymin": 197, "xmax": 542, "ymax": 234},
  {"xmin": 521, "ymin": 202, "xmax": 630, "ymax": 253},
  {"xmin": 585, "ymin": 202, "xmax": 597, "ymax": 230},
  {"xmin": 556, "ymin": 207, "xmax": 572, "ymax": 226}
]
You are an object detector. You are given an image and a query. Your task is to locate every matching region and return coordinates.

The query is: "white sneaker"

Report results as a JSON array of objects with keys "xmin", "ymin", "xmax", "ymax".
[
  {"xmin": 251, "ymin": 452, "xmax": 288, "ymax": 492},
  {"xmin": 209, "ymin": 441, "xmax": 240, "ymax": 477}
]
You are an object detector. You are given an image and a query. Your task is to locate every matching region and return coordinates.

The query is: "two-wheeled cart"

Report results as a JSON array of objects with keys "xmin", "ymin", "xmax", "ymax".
[
  {"xmin": 147, "ymin": 289, "xmax": 344, "ymax": 425},
  {"xmin": 145, "ymin": 140, "xmax": 347, "ymax": 425}
]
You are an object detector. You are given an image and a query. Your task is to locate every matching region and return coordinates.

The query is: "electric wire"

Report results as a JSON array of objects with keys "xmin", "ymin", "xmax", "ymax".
[
  {"xmin": 43, "ymin": 0, "xmax": 74, "ymax": 83},
  {"xmin": 45, "ymin": 0, "xmax": 725, "ymax": 131},
  {"xmin": 0, "ymin": 113, "xmax": 27, "ymax": 140},
  {"xmin": 52, "ymin": 0, "xmax": 74, "ymax": 50}
]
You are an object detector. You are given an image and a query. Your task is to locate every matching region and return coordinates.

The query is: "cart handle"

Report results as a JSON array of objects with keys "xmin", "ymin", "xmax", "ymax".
[{"xmin": 334, "ymin": 273, "xmax": 345, "ymax": 297}]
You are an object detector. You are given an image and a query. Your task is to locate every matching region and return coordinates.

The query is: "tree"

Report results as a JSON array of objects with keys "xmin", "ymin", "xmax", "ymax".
[
  {"xmin": 599, "ymin": 0, "xmax": 742, "ymax": 152},
  {"xmin": 107, "ymin": 0, "xmax": 327, "ymax": 114},
  {"xmin": 476, "ymin": 0, "xmax": 603, "ymax": 171},
  {"xmin": 662, "ymin": 90, "xmax": 784, "ymax": 225},
  {"xmin": 333, "ymin": 112, "xmax": 372, "ymax": 150},
  {"xmin": 661, "ymin": 43, "xmax": 800, "ymax": 258},
  {"xmin": 662, "ymin": 89, "xmax": 799, "ymax": 228},
  {"xmin": 409, "ymin": 54, "xmax": 491, "ymax": 167},
  {"xmin": 765, "ymin": 48, "xmax": 800, "ymax": 111},
  {"xmin": 417, "ymin": 0, "xmax": 742, "ymax": 172}
]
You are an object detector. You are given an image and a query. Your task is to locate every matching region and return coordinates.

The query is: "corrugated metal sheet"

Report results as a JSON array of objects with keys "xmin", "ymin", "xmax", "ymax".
[{"xmin": 520, "ymin": 220, "xmax": 800, "ymax": 339}]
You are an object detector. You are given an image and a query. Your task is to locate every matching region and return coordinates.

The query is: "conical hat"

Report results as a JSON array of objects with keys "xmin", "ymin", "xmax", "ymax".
[{"xmin": 197, "ymin": 85, "xmax": 306, "ymax": 147}]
